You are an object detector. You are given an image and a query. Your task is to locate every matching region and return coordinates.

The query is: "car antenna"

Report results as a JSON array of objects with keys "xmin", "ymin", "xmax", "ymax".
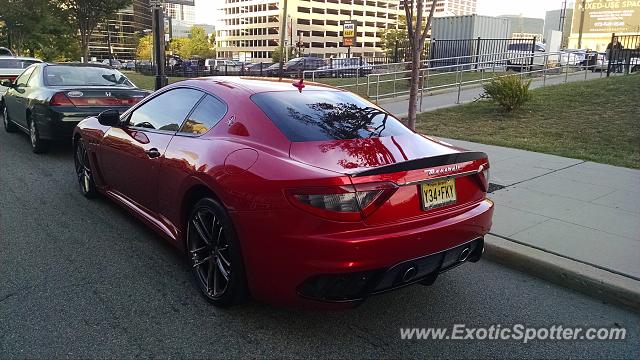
[{"xmin": 292, "ymin": 78, "xmax": 305, "ymax": 93}]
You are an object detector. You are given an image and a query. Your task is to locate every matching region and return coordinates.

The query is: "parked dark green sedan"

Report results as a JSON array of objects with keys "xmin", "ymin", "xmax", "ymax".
[{"xmin": 2, "ymin": 63, "xmax": 149, "ymax": 153}]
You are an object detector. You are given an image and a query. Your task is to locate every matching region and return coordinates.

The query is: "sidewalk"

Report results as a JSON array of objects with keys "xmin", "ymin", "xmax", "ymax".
[
  {"xmin": 379, "ymin": 71, "xmax": 604, "ymax": 117},
  {"xmin": 440, "ymin": 138, "xmax": 640, "ymax": 282},
  {"xmin": 377, "ymin": 77, "xmax": 640, "ymax": 308}
]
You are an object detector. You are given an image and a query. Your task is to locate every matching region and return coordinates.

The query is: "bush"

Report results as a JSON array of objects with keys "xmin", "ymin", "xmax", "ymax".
[{"xmin": 481, "ymin": 75, "xmax": 532, "ymax": 112}]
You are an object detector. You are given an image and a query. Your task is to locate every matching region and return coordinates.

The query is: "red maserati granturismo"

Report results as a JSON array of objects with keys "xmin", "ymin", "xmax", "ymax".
[{"xmin": 72, "ymin": 77, "xmax": 493, "ymax": 308}]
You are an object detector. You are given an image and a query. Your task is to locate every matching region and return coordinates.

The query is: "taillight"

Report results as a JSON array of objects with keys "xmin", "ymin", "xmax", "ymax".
[
  {"xmin": 50, "ymin": 92, "xmax": 74, "ymax": 107},
  {"xmin": 0, "ymin": 76, "xmax": 17, "ymax": 83},
  {"xmin": 286, "ymin": 182, "xmax": 398, "ymax": 221},
  {"xmin": 477, "ymin": 164, "xmax": 490, "ymax": 192}
]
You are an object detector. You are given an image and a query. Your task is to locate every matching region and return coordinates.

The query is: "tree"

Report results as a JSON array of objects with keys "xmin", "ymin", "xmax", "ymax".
[
  {"xmin": 379, "ymin": 27, "xmax": 408, "ymax": 59},
  {"xmin": 403, "ymin": 0, "xmax": 437, "ymax": 130},
  {"xmin": 169, "ymin": 37, "xmax": 191, "ymax": 58},
  {"xmin": 58, "ymin": 0, "xmax": 132, "ymax": 62},
  {"xmin": 0, "ymin": 0, "xmax": 78, "ymax": 60},
  {"xmin": 271, "ymin": 45, "xmax": 294, "ymax": 63},
  {"xmin": 187, "ymin": 26, "xmax": 214, "ymax": 58},
  {"xmin": 136, "ymin": 34, "xmax": 153, "ymax": 61}
]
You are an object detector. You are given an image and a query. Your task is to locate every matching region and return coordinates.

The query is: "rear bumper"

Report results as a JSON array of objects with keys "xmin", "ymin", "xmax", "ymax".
[
  {"xmin": 37, "ymin": 106, "xmax": 129, "ymax": 140},
  {"xmin": 232, "ymin": 198, "xmax": 494, "ymax": 307}
]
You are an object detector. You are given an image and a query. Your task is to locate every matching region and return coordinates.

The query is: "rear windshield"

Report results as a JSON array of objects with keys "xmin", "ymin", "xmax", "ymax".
[
  {"xmin": 43, "ymin": 65, "xmax": 134, "ymax": 87},
  {"xmin": 251, "ymin": 90, "xmax": 413, "ymax": 142},
  {"xmin": 0, "ymin": 59, "xmax": 41, "ymax": 69}
]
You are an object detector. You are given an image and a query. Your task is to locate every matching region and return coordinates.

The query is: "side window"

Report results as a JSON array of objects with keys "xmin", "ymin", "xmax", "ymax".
[
  {"xmin": 15, "ymin": 66, "xmax": 35, "ymax": 86},
  {"xmin": 178, "ymin": 95, "xmax": 227, "ymax": 135},
  {"xmin": 27, "ymin": 67, "xmax": 40, "ymax": 87},
  {"xmin": 128, "ymin": 88, "xmax": 203, "ymax": 132}
]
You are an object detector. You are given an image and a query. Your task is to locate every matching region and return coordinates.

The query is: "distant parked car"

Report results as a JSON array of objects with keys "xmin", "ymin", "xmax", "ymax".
[
  {"xmin": 0, "ymin": 47, "xmax": 13, "ymax": 56},
  {"xmin": 122, "ymin": 61, "xmax": 136, "ymax": 70},
  {"xmin": 0, "ymin": 56, "xmax": 43, "ymax": 110},
  {"xmin": 505, "ymin": 43, "xmax": 546, "ymax": 71},
  {"xmin": 102, "ymin": 59, "xmax": 123, "ymax": 69},
  {"xmin": 245, "ymin": 62, "xmax": 274, "ymax": 75},
  {"xmin": 2, "ymin": 62, "xmax": 148, "ymax": 153},
  {"xmin": 265, "ymin": 57, "xmax": 326, "ymax": 76},
  {"xmin": 560, "ymin": 49, "xmax": 587, "ymax": 66},
  {"xmin": 204, "ymin": 59, "xmax": 241, "ymax": 73},
  {"xmin": 587, "ymin": 51, "xmax": 640, "ymax": 73},
  {"xmin": 315, "ymin": 58, "xmax": 373, "ymax": 77}
]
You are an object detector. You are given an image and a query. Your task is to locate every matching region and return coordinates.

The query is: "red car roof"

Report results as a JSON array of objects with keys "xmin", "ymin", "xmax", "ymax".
[{"xmin": 185, "ymin": 76, "xmax": 342, "ymax": 95}]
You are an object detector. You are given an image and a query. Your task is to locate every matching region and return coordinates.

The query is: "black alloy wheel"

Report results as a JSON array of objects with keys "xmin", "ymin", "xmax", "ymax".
[
  {"xmin": 28, "ymin": 119, "xmax": 48, "ymax": 153},
  {"xmin": 187, "ymin": 197, "xmax": 247, "ymax": 307},
  {"xmin": 74, "ymin": 137, "xmax": 96, "ymax": 198}
]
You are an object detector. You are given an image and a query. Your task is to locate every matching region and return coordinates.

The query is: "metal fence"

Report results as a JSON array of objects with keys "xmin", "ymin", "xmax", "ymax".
[
  {"xmin": 133, "ymin": 54, "xmax": 404, "ymax": 79},
  {"xmin": 606, "ymin": 33, "xmax": 640, "ymax": 76},
  {"xmin": 360, "ymin": 49, "xmax": 616, "ymax": 105}
]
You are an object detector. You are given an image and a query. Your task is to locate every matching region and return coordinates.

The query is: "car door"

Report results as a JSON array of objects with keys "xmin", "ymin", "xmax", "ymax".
[
  {"xmin": 159, "ymin": 94, "xmax": 228, "ymax": 225},
  {"xmin": 4, "ymin": 66, "xmax": 36, "ymax": 127},
  {"xmin": 98, "ymin": 87, "xmax": 205, "ymax": 213}
]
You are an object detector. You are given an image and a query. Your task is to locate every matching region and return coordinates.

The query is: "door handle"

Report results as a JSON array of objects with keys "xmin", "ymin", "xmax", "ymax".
[{"xmin": 145, "ymin": 148, "xmax": 161, "ymax": 158}]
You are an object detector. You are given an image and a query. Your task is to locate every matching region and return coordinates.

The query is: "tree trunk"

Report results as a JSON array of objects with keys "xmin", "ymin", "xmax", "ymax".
[
  {"xmin": 407, "ymin": 48, "xmax": 422, "ymax": 130},
  {"xmin": 81, "ymin": 33, "xmax": 89, "ymax": 63}
]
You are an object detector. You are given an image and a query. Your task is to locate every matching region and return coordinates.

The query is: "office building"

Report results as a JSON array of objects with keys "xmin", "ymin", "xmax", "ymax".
[
  {"xmin": 164, "ymin": 0, "xmax": 196, "ymax": 24},
  {"xmin": 499, "ymin": 15, "xmax": 544, "ymax": 41},
  {"xmin": 172, "ymin": 21, "xmax": 216, "ymax": 38},
  {"xmin": 88, "ymin": 0, "xmax": 153, "ymax": 61},
  {"xmin": 544, "ymin": 4, "xmax": 573, "ymax": 46},
  {"xmin": 216, "ymin": 0, "xmax": 477, "ymax": 62}
]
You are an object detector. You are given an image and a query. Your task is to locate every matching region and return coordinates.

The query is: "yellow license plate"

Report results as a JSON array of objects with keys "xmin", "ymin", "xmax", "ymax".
[{"xmin": 420, "ymin": 178, "xmax": 457, "ymax": 210}]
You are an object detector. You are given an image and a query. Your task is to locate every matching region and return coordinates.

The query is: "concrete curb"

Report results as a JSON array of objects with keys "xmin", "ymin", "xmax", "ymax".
[{"xmin": 483, "ymin": 234, "xmax": 640, "ymax": 311}]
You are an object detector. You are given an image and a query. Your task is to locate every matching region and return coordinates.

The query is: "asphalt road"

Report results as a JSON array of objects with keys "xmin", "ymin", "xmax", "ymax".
[{"xmin": 1, "ymin": 116, "xmax": 638, "ymax": 359}]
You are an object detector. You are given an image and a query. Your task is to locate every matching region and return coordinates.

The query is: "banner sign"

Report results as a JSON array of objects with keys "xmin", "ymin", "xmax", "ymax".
[
  {"xmin": 573, "ymin": 0, "xmax": 640, "ymax": 33},
  {"xmin": 342, "ymin": 20, "xmax": 356, "ymax": 47}
]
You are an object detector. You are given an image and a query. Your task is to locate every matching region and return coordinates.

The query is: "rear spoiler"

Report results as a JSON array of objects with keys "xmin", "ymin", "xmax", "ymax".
[{"xmin": 350, "ymin": 151, "xmax": 488, "ymax": 177}]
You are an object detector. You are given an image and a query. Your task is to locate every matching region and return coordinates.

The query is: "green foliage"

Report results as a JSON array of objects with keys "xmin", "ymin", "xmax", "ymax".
[
  {"xmin": 187, "ymin": 26, "xmax": 215, "ymax": 58},
  {"xmin": 169, "ymin": 38, "xmax": 191, "ymax": 58},
  {"xmin": 271, "ymin": 45, "xmax": 294, "ymax": 63},
  {"xmin": 0, "ymin": 0, "xmax": 79, "ymax": 60},
  {"xmin": 136, "ymin": 34, "xmax": 153, "ymax": 61},
  {"xmin": 168, "ymin": 27, "xmax": 215, "ymax": 59},
  {"xmin": 481, "ymin": 75, "xmax": 532, "ymax": 112}
]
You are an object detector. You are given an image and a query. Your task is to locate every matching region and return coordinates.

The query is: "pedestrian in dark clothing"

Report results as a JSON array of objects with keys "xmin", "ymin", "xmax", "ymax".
[{"xmin": 606, "ymin": 37, "xmax": 624, "ymax": 72}]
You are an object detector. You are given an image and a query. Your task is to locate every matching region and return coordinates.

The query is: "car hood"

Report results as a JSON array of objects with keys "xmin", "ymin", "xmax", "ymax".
[{"xmin": 289, "ymin": 134, "xmax": 463, "ymax": 175}]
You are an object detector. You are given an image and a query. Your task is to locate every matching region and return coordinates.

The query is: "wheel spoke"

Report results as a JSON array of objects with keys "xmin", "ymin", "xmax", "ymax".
[
  {"xmin": 192, "ymin": 254, "xmax": 212, "ymax": 268},
  {"xmin": 189, "ymin": 245, "xmax": 208, "ymax": 254},
  {"xmin": 217, "ymin": 249, "xmax": 231, "ymax": 267},
  {"xmin": 206, "ymin": 260, "xmax": 214, "ymax": 293},
  {"xmin": 191, "ymin": 214, "xmax": 212, "ymax": 246},
  {"xmin": 83, "ymin": 171, "xmax": 90, "ymax": 191},
  {"xmin": 215, "ymin": 225, "xmax": 224, "ymax": 246},
  {"xmin": 212, "ymin": 258, "xmax": 220, "ymax": 295},
  {"xmin": 216, "ymin": 256, "xmax": 230, "ymax": 281}
]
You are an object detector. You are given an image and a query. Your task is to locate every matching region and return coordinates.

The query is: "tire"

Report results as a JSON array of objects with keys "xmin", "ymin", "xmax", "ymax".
[
  {"xmin": 28, "ymin": 118, "xmax": 48, "ymax": 153},
  {"xmin": 74, "ymin": 137, "xmax": 97, "ymax": 198},
  {"xmin": 187, "ymin": 197, "xmax": 248, "ymax": 307},
  {"xmin": 3, "ymin": 105, "xmax": 16, "ymax": 133}
]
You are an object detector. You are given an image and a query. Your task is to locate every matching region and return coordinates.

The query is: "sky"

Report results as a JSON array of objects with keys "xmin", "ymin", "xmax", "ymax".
[{"xmin": 194, "ymin": 0, "xmax": 569, "ymax": 25}]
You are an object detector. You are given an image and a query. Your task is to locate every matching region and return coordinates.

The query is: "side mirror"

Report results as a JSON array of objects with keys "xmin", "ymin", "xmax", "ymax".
[
  {"xmin": 97, "ymin": 109, "xmax": 121, "ymax": 127},
  {"xmin": 1, "ymin": 79, "xmax": 14, "ymax": 88}
]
